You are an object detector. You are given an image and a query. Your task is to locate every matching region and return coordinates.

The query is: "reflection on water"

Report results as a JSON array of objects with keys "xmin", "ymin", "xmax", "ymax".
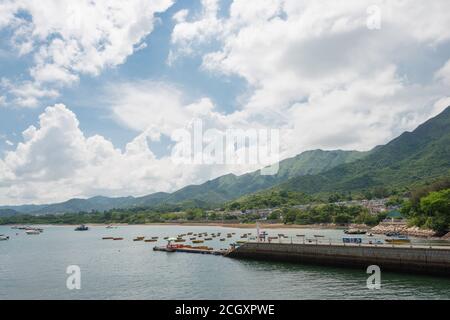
[{"xmin": 0, "ymin": 225, "xmax": 449, "ymax": 300}]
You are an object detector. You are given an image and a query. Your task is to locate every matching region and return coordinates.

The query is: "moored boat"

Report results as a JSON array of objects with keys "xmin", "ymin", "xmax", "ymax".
[
  {"xmin": 344, "ymin": 229, "xmax": 367, "ymax": 235},
  {"xmin": 25, "ymin": 230, "xmax": 40, "ymax": 235},
  {"xmin": 75, "ymin": 225, "xmax": 89, "ymax": 231},
  {"xmin": 385, "ymin": 235, "xmax": 411, "ymax": 244}
]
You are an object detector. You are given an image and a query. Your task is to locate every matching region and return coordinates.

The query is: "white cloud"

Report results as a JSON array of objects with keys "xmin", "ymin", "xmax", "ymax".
[
  {"xmin": 171, "ymin": 0, "xmax": 450, "ymax": 157},
  {"xmin": 107, "ymin": 80, "xmax": 236, "ymax": 136},
  {"xmin": 0, "ymin": 104, "xmax": 262, "ymax": 205},
  {"xmin": 0, "ymin": 0, "xmax": 175, "ymax": 107}
]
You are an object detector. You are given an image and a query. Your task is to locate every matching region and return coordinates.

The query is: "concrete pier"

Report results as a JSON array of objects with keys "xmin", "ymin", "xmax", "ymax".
[{"xmin": 225, "ymin": 242, "xmax": 450, "ymax": 277}]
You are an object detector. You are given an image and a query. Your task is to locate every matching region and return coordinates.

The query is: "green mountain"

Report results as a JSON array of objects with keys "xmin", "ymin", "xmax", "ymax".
[
  {"xmin": 274, "ymin": 106, "xmax": 450, "ymax": 195},
  {"xmin": 0, "ymin": 208, "xmax": 19, "ymax": 216},
  {"xmin": 161, "ymin": 150, "xmax": 366, "ymax": 206},
  {"xmin": 1, "ymin": 150, "xmax": 365, "ymax": 214}
]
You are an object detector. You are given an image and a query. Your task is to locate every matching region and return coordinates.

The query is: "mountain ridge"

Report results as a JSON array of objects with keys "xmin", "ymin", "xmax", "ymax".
[{"xmin": 0, "ymin": 149, "xmax": 366, "ymax": 215}]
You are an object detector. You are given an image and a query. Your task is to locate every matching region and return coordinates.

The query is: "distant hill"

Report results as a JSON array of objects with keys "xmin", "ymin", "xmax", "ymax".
[
  {"xmin": 0, "ymin": 208, "xmax": 19, "ymax": 216},
  {"xmin": 273, "ymin": 106, "xmax": 450, "ymax": 195},
  {"xmin": 162, "ymin": 150, "xmax": 366, "ymax": 205},
  {"xmin": 4, "ymin": 106, "xmax": 449, "ymax": 215},
  {"xmin": 0, "ymin": 150, "xmax": 365, "ymax": 214}
]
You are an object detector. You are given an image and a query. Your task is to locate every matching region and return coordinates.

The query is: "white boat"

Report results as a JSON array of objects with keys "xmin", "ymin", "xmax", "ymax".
[
  {"xmin": 26, "ymin": 230, "xmax": 40, "ymax": 235},
  {"xmin": 0, "ymin": 235, "xmax": 10, "ymax": 241}
]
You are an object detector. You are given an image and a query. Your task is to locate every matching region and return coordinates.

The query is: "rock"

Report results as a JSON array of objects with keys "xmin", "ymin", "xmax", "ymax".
[{"xmin": 371, "ymin": 222, "xmax": 436, "ymax": 238}]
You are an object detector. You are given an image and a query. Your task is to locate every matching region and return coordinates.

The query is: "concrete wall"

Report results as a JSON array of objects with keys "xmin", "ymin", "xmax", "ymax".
[{"xmin": 226, "ymin": 242, "xmax": 450, "ymax": 276}]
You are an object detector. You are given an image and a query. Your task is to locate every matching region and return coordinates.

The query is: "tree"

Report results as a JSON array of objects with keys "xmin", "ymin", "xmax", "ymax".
[{"xmin": 419, "ymin": 189, "xmax": 450, "ymax": 234}]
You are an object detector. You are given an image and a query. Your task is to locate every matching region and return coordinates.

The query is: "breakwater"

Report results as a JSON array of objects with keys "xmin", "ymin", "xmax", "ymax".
[{"xmin": 226, "ymin": 242, "xmax": 450, "ymax": 276}]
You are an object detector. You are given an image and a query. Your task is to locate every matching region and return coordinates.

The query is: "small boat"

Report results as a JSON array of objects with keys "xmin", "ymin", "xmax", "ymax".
[
  {"xmin": 190, "ymin": 238, "xmax": 196, "ymax": 240},
  {"xmin": 151, "ymin": 237, "xmax": 159, "ymax": 240},
  {"xmin": 314, "ymin": 235, "xmax": 325, "ymax": 238},
  {"xmin": 163, "ymin": 237, "xmax": 169, "ymax": 240},
  {"xmin": 385, "ymin": 235, "xmax": 411, "ymax": 244},
  {"xmin": 102, "ymin": 237, "xmax": 114, "ymax": 240},
  {"xmin": 187, "ymin": 232, "xmax": 193, "ymax": 235},
  {"xmin": 192, "ymin": 240, "xmax": 204, "ymax": 244},
  {"xmin": 175, "ymin": 239, "xmax": 186, "ymax": 243},
  {"xmin": 296, "ymin": 234, "xmax": 305, "ymax": 237},
  {"xmin": 385, "ymin": 232, "xmax": 401, "ymax": 237},
  {"xmin": 220, "ymin": 238, "xmax": 226, "ymax": 241},
  {"xmin": 113, "ymin": 238, "xmax": 124, "ymax": 241},
  {"xmin": 145, "ymin": 239, "xmax": 157, "ymax": 243},
  {"xmin": 26, "ymin": 230, "xmax": 40, "ymax": 235},
  {"xmin": 75, "ymin": 225, "xmax": 89, "ymax": 231},
  {"xmin": 236, "ymin": 240, "xmax": 248, "ymax": 244},
  {"xmin": 0, "ymin": 235, "xmax": 9, "ymax": 241},
  {"xmin": 204, "ymin": 238, "xmax": 213, "ymax": 241},
  {"xmin": 133, "ymin": 237, "xmax": 145, "ymax": 241},
  {"xmin": 344, "ymin": 229, "xmax": 367, "ymax": 235}
]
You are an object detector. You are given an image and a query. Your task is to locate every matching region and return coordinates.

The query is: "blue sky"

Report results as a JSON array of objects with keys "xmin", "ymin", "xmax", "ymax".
[
  {"xmin": 0, "ymin": 0, "xmax": 246, "ymax": 156},
  {"xmin": 1, "ymin": 0, "xmax": 450, "ymax": 204}
]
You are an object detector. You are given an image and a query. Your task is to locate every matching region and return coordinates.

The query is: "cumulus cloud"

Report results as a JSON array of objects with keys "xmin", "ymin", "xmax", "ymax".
[
  {"xmin": 0, "ymin": 0, "xmax": 174, "ymax": 107},
  {"xmin": 171, "ymin": 0, "xmax": 450, "ymax": 157},
  {"xmin": 0, "ymin": 104, "xmax": 265, "ymax": 205}
]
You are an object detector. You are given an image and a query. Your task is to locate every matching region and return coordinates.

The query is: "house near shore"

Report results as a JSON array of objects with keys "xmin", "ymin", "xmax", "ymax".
[{"xmin": 384, "ymin": 210, "xmax": 404, "ymax": 223}]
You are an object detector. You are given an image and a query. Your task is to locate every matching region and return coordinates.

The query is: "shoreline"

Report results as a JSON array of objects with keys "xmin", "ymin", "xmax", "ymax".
[
  {"xmin": 2, "ymin": 222, "xmax": 350, "ymax": 230},
  {"xmin": 3, "ymin": 222, "xmax": 448, "ymax": 239}
]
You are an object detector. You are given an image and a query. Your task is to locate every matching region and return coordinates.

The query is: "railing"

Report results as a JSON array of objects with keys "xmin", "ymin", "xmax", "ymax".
[{"xmin": 244, "ymin": 237, "xmax": 450, "ymax": 250}]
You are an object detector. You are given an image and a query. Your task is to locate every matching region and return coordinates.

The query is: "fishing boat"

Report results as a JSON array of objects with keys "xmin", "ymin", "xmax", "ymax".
[
  {"xmin": 75, "ymin": 225, "xmax": 89, "ymax": 231},
  {"xmin": 385, "ymin": 232, "xmax": 401, "ymax": 237},
  {"xmin": 344, "ymin": 229, "xmax": 367, "ymax": 235},
  {"xmin": 25, "ymin": 230, "xmax": 40, "ymax": 235},
  {"xmin": 385, "ymin": 235, "xmax": 411, "ymax": 244}
]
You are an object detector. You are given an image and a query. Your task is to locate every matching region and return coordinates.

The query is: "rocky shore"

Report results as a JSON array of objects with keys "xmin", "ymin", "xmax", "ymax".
[{"xmin": 371, "ymin": 222, "xmax": 436, "ymax": 238}]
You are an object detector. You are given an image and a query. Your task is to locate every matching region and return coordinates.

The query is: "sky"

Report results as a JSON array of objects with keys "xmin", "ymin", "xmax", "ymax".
[{"xmin": 0, "ymin": 0, "xmax": 450, "ymax": 205}]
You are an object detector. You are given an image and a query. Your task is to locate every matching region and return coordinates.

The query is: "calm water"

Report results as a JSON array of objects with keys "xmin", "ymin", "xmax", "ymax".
[{"xmin": 1, "ymin": 225, "xmax": 449, "ymax": 300}]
